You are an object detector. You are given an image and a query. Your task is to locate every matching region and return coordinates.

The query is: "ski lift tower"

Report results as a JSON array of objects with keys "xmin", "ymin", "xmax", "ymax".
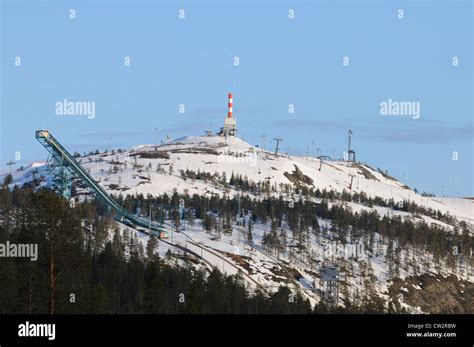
[
  {"xmin": 6, "ymin": 160, "xmax": 15, "ymax": 173},
  {"xmin": 274, "ymin": 137, "xmax": 283, "ymax": 155}
]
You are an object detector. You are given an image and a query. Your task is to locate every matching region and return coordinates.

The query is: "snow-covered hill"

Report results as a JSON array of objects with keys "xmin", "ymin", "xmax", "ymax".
[
  {"xmin": 8, "ymin": 135, "xmax": 472, "ymax": 222},
  {"xmin": 2, "ymin": 135, "xmax": 473, "ymax": 312}
]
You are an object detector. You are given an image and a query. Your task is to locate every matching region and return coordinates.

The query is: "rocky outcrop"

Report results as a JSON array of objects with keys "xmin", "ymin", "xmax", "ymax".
[
  {"xmin": 388, "ymin": 273, "xmax": 473, "ymax": 313},
  {"xmin": 284, "ymin": 165, "xmax": 314, "ymax": 187}
]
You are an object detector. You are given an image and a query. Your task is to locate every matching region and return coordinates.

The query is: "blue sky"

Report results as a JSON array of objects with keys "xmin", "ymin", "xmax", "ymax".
[{"xmin": 1, "ymin": 0, "xmax": 472, "ymax": 196}]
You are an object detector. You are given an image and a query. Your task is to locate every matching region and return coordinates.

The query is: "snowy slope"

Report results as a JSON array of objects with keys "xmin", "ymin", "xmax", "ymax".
[
  {"xmin": 50, "ymin": 135, "xmax": 472, "ymax": 223},
  {"xmin": 1, "ymin": 135, "xmax": 473, "ymax": 312},
  {"xmin": 4, "ymin": 135, "xmax": 472, "ymax": 222}
]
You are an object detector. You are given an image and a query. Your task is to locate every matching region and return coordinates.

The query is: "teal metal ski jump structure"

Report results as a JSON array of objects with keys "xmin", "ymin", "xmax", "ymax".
[{"xmin": 35, "ymin": 130, "xmax": 164, "ymax": 235}]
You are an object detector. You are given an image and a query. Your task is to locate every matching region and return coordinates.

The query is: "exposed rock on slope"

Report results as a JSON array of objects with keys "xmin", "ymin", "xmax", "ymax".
[
  {"xmin": 284, "ymin": 165, "xmax": 314, "ymax": 186},
  {"xmin": 389, "ymin": 274, "xmax": 473, "ymax": 313}
]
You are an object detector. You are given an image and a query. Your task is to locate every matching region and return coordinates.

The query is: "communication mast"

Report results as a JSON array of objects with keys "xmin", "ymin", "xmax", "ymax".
[
  {"xmin": 219, "ymin": 93, "xmax": 237, "ymax": 137},
  {"xmin": 205, "ymin": 123, "xmax": 214, "ymax": 137},
  {"xmin": 347, "ymin": 129, "xmax": 356, "ymax": 162}
]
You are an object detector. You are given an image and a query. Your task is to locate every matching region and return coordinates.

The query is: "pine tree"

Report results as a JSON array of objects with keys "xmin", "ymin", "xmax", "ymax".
[
  {"xmin": 247, "ymin": 220, "xmax": 254, "ymax": 244},
  {"xmin": 146, "ymin": 236, "xmax": 158, "ymax": 260},
  {"xmin": 3, "ymin": 173, "xmax": 13, "ymax": 186}
]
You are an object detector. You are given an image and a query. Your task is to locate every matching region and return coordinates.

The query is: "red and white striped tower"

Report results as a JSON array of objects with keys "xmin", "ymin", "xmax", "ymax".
[
  {"xmin": 220, "ymin": 92, "xmax": 237, "ymax": 136},
  {"xmin": 228, "ymin": 93, "xmax": 233, "ymax": 118}
]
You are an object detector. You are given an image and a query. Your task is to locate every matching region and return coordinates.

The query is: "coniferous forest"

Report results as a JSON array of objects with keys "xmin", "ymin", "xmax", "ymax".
[
  {"xmin": 1, "ymin": 178, "xmax": 471, "ymax": 314},
  {"xmin": 0, "ymin": 185, "xmax": 315, "ymax": 314}
]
